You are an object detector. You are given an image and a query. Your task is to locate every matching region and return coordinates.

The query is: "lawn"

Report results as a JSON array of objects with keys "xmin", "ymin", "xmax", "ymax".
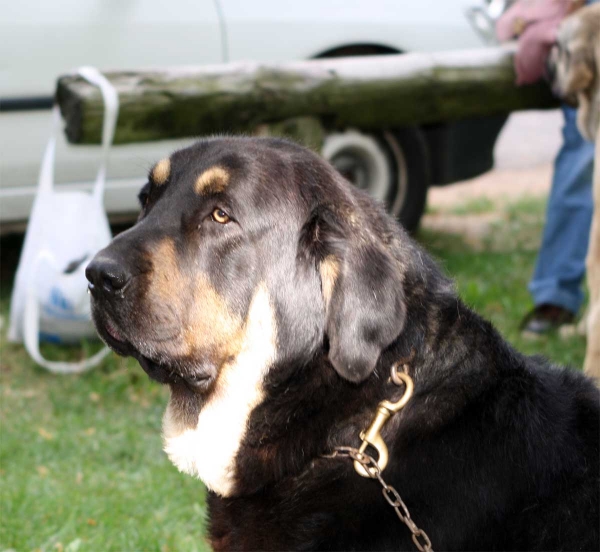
[{"xmin": 0, "ymin": 194, "xmax": 586, "ymax": 551}]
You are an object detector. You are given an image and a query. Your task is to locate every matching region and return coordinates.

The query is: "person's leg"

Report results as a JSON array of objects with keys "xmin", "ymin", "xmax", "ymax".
[{"xmin": 526, "ymin": 104, "xmax": 594, "ymax": 324}]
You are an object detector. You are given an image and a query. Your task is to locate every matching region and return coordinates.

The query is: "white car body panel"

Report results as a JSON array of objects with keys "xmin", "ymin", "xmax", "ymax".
[
  {"xmin": 0, "ymin": 0, "xmax": 223, "ymax": 97},
  {"xmin": 0, "ymin": 0, "xmax": 487, "ymax": 226},
  {"xmin": 0, "ymin": 0, "xmax": 222, "ymax": 224},
  {"xmin": 0, "ymin": 111, "xmax": 198, "ymax": 221},
  {"xmin": 221, "ymin": 0, "xmax": 482, "ymax": 60}
]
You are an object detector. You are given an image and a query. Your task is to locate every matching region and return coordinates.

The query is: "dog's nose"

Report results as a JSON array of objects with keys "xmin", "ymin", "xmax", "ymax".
[{"xmin": 86, "ymin": 256, "xmax": 131, "ymax": 294}]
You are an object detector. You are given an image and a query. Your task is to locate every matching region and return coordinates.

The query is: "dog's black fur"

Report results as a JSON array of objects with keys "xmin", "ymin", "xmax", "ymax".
[{"xmin": 87, "ymin": 137, "xmax": 599, "ymax": 551}]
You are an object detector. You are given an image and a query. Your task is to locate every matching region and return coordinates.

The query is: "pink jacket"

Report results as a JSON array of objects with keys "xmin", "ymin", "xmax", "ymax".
[{"xmin": 496, "ymin": 0, "xmax": 583, "ymax": 84}]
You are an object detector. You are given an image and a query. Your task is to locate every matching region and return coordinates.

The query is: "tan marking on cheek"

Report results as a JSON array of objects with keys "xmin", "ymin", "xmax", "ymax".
[
  {"xmin": 147, "ymin": 238, "xmax": 244, "ymax": 361},
  {"xmin": 150, "ymin": 239, "xmax": 185, "ymax": 304},
  {"xmin": 320, "ymin": 256, "xmax": 339, "ymax": 308},
  {"xmin": 147, "ymin": 239, "xmax": 193, "ymax": 357},
  {"xmin": 195, "ymin": 166, "xmax": 230, "ymax": 195},
  {"xmin": 148, "ymin": 239, "xmax": 181, "ymax": 304},
  {"xmin": 152, "ymin": 158, "xmax": 171, "ymax": 185},
  {"xmin": 162, "ymin": 285, "xmax": 278, "ymax": 496},
  {"xmin": 183, "ymin": 275, "xmax": 244, "ymax": 358}
]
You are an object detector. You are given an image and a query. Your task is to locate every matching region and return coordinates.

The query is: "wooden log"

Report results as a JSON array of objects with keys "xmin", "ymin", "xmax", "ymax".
[{"xmin": 56, "ymin": 46, "xmax": 558, "ymax": 145}]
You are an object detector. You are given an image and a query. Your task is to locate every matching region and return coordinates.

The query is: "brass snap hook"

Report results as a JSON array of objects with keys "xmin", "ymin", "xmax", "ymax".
[{"xmin": 354, "ymin": 363, "xmax": 414, "ymax": 478}]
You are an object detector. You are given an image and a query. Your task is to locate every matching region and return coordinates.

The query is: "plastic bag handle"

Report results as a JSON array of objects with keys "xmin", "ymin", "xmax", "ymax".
[
  {"xmin": 20, "ymin": 66, "xmax": 119, "ymax": 373},
  {"xmin": 37, "ymin": 108, "xmax": 60, "ymax": 196},
  {"xmin": 23, "ymin": 253, "xmax": 110, "ymax": 374},
  {"xmin": 38, "ymin": 68, "xmax": 119, "ymax": 201},
  {"xmin": 77, "ymin": 66, "xmax": 120, "ymax": 203}
]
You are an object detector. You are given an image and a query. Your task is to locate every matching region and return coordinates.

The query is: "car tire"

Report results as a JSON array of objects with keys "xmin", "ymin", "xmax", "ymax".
[{"xmin": 321, "ymin": 127, "xmax": 430, "ymax": 232}]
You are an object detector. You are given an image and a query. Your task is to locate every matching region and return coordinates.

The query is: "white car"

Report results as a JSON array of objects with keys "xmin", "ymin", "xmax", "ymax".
[{"xmin": 0, "ymin": 0, "xmax": 508, "ymax": 232}]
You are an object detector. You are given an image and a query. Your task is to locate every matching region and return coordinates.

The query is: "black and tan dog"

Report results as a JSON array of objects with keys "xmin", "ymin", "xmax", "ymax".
[{"xmin": 86, "ymin": 137, "xmax": 599, "ymax": 551}]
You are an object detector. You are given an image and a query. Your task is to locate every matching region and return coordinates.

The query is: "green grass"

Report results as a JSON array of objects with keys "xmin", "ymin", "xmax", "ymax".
[
  {"xmin": 0, "ymin": 195, "xmax": 585, "ymax": 551},
  {"xmin": 0, "ymin": 236, "xmax": 210, "ymax": 551},
  {"xmin": 420, "ymin": 195, "xmax": 585, "ymax": 367},
  {"xmin": 449, "ymin": 196, "xmax": 496, "ymax": 216},
  {"xmin": 0, "ymin": 350, "xmax": 209, "ymax": 552}
]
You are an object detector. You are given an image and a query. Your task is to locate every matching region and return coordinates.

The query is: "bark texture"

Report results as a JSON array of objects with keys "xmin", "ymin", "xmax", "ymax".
[{"xmin": 56, "ymin": 46, "xmax": 558, "ymax": 145}]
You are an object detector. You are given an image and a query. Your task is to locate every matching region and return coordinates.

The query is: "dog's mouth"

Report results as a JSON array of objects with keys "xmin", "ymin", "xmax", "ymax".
[
  {"xmin": 94, "ymin": 313, "xmax": 134, "ymax": 357},
  {"xmin": 104, "ymin": 318, "xmax": 126, "ymax": 344},
  {"xmin": 135, "ymin": 353, "xmax": 215, "ymax": 391},
  {"xmin": 94, "ymin": 312, "xmax": 215, "ymax": 391}
]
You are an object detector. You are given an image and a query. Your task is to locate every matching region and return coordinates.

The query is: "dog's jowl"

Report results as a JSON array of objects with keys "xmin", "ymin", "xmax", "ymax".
[{"xmin": 86, "ymin": 137, "xmax": 599, "ymax": 551}]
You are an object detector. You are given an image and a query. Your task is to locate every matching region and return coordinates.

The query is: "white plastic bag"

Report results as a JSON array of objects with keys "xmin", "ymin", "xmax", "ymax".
[{"xmin": 8, "ymin": 67, "xmax": 119, "ymax": 373}]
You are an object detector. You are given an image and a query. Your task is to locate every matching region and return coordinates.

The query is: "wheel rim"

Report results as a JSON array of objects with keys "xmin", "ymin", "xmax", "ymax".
[
  {"xmin": 383, "ymin": 130, "xmax": 409, "ymax": 218},
  {"xmin": 322, "ymin": 129, "xmax": 408, "ymax": 217}
]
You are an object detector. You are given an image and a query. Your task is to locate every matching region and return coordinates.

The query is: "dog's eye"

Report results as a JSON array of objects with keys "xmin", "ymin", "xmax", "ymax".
[
  {"xmin": 138, "ymin": 183, "xmax": 151, "ymax": 209},
  {"xmin": 211, "ymin": 208, "xmax": 231, "ymax": 224}
]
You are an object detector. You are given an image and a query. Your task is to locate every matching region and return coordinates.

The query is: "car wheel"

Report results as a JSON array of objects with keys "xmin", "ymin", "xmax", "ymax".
[{"xmin": 321, "ymin": 127, "xmax": 430, "ymax": 232}]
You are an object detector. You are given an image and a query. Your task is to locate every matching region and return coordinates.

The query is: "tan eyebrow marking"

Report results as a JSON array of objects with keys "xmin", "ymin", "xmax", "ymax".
[
  {"xmin": 195, "ymin": 166, "xmax": 230, "ymax": 195},
  {"xmin": 152, "ymin": 158, "xmax": 171, "ymax": 186}
]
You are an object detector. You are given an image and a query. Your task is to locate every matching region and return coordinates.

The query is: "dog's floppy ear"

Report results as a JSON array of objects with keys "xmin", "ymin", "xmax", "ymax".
[{"xmin": 311, "ymin": 209, "xmax": 407, "ymax": 383}]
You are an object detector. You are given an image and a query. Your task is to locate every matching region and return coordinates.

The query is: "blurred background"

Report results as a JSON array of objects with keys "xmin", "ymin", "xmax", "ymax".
[{"xmin": 0, "ymin": 1, "xmax": 585, "ymax": 551}]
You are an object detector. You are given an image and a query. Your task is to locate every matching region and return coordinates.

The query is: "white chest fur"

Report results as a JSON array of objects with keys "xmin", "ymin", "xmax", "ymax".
[{"xmin": 162, "ymin": 286, "xmax": 277, "ymax": 497}]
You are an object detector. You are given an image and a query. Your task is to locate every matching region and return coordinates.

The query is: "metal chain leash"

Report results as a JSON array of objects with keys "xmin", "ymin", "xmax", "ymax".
[
  {"xmin": 322, "ymin": 353, "xmax": 434, "ymax": 552},
  {"xmin": 325, "ymin": 446, "xmax": 433, "ymax": 552}
]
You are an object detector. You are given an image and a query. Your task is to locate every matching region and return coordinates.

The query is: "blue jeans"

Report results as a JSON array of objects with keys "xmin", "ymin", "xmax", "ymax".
[{"xmin": 528, "ymin": 105, "xmax": 595, "ymax": 314}]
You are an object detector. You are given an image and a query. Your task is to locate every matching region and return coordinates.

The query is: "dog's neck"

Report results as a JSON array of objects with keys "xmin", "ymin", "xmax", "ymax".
[
  {"xmin": 162, "ymin": 285, "xmax": 278, "ymax": 497},
  {"xmin": 164, "ymin": 244, "xmax": 515, "ymax": 499},
  {"xmin": 231, "ymin": 286, "xmax": 509, "ymax": 497}
]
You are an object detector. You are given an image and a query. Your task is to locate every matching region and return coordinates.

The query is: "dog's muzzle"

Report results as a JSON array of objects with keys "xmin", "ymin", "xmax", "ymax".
[{"xmin": 86, "ymin": 254, "xmax": 131, "ymax": 296}]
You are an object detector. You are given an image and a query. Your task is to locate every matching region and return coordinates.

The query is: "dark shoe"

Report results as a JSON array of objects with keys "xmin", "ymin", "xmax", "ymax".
[{"xmin": 520, "ymin": 304, "xmax": 575, "ymax": 336}]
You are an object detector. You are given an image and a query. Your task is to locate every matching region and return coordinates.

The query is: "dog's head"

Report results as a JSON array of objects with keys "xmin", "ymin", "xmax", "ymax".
[
  {"xmin": 87, "ymin": 137, "xmax": 409, "ymax": 421},
  {"xmin": 547, "ymin": 4, "xmax": 600, "ymax": 140}
]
